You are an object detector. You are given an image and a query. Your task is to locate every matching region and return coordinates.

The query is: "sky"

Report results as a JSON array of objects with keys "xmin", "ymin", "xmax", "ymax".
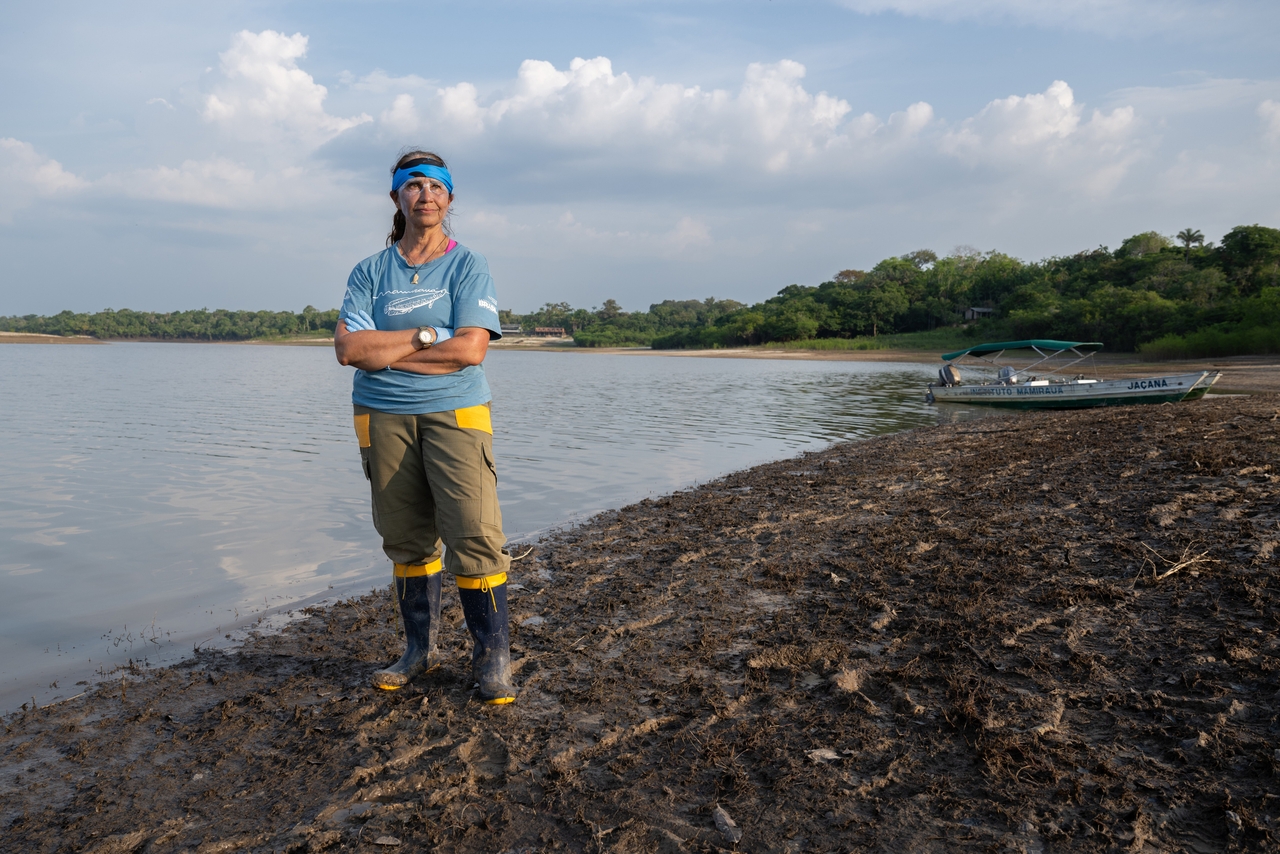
[{"xmin": 1, "ymin": 0, "xmax": 1278, "ymax": 316}]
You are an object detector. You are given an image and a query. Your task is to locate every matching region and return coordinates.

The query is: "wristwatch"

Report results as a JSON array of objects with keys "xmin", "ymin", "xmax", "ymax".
[{"xmin": 414, "ymin": 326, "xmax": 437, "ymax": 350}]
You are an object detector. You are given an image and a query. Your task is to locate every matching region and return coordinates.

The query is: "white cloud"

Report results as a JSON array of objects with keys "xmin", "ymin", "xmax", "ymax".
[
  {"xmin": 935, "ymin": 81, "xmax": 1139, "ymax": 197},
  {"xmin": 4, "ymin": 32, "xmax": 381, "ymax": 224},
  {"xmin": 384, "ymin": 56, "xmax": 853, "ymax": 173},
  {"xmin": 463, "ymin": 210, "xmax": 518, "ymax": 239},
  {"xmin": 936, "ymin": 80, "xmax": 1136, "ymax": 165},
  {"xmin": 1108, "ymin": 77, "xmax": 1279, "ymax": 117},
  {"xmin": 346, "ymin": 69, "xmax": 433, "ymax": 94},
  {"xmin": 668, "ymin": 216, "xmax": 713, "ymax": 250},
  {"xmin": 552, "ymin": 209, "xmax": 636, "ymax": 243},
  {"xmin": 1160, "ymin": 151, "xmax": 1224, "ymax": 190},
  {"xmin": 372, "ymin": 62, "xmax": 1150, "ymax": 210},
  {"xmin": 202, "ymin": 30, "xmax": 371, "ymax": 149},
  {"xmin": 950, "ymin": 80, "xmax": 1081, "ymax": 149},
  {"xmin": 3, "ymin": 41, "xmax": 1248, "ymax": 245},
  {"xmin": 4, "ymin": 28, "xmax": 1277, "ymax": 317},
  {"xmin": 103, "ymin": 158, "xmax": 272, "ymax": 209},
  {"xmin": 1261, "ymin": 100, "xmax": 1280, "ymax": 142},
  {"xmin": 0, "ymin": 138, "xmax": 84, "ymax": 223},
  {"xmin": 1086, "ymin": 105, "xmax": 1135, "ymax": 139},
  {"xmin": 888, "ymin": 102, "xmax": 935, "ymax": 137},
  {"xmin": 111, "ymin": 38, "xmax": 1163, "ymax": 224}
]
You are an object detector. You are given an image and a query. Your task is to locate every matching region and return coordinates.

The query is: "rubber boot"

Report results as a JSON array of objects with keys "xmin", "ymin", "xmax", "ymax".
[
  {"xmin": 457, "ymin": 573, "xmax": 517, "ymax": 704},
  {"xmin": 371, "ymin": 560, "xmax": 442, "ymax": 690}
]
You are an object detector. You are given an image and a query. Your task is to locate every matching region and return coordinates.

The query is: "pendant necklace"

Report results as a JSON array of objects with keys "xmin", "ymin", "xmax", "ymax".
[{"xmin": 407, "ymin": 235, "xmax": 448, "ymax": 285}]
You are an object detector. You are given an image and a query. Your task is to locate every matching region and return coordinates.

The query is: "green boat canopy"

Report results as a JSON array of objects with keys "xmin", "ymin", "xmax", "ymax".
[{"xmin": 941, "ymin": 340, "xmax": 1104, "ymax": 362}]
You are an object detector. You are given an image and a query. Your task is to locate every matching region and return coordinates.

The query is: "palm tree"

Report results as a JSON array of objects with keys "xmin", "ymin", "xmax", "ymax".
[{"xmin": 1177, "ymin": 228, "xmax": 1205, "ymax": 262}]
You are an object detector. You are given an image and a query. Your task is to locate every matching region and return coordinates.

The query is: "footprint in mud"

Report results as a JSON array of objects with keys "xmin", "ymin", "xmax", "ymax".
[{"xmin": 457, "ymin": 731, "xmax": 509, "ymax": 783}]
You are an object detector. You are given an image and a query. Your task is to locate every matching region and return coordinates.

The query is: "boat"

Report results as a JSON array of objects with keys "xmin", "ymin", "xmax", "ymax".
[{"xmin": 925, "ymin": 339, "xmax": 1221, "ymax": 409}]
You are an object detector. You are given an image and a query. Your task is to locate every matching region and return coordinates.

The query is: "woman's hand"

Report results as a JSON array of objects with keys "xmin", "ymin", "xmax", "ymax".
[
  {"xmin": 335, "ymin": 320, "xmax": 486, "ymax": 374},
  {"xmin": 334, "ymin": 319, "xmax": 419, "ymax": 371},
  {"xmin": 342, "ymin": 310, "xmax": 378, "ymax": 332}
]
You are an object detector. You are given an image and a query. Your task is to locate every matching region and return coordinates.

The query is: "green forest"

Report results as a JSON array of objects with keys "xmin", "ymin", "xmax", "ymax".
[
  {"xmin": 0, "ymin": 307, "xmax": 341, "ymax": 341},
  {"xmin": 517, "ymin": 223, "xmax": 1280, "ymax": 357},
  {"xmin": 4, "ymin": 224, "xmax": 1278, "ymax": 358}
]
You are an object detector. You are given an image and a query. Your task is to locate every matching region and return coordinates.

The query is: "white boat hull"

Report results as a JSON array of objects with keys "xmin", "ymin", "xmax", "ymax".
[{"xmin": 928, "ymin": 371, "xmax": 1221, "ymax": 409}]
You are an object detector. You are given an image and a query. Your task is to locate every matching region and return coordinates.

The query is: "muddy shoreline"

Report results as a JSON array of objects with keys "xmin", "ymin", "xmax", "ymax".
[{"xmin": 3, "ymin": 395, "xmax": 1279, "ymax": 852}]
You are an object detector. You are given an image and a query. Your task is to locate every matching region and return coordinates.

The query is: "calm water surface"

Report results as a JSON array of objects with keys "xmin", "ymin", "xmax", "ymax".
[{"xmin": 0, "ymin": 343, "xmax": 987, "ymax": 710}]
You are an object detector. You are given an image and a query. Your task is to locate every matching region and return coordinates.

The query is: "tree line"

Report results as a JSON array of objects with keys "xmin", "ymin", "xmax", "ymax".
[
  {"xmin": 0, "ymin": 307, "xmax": 340, "ymax": 341},
  {"xmin": 509, "ymin": 223, "xmax": 1280, "ymax": 356},
  {"xmin": 5, "ymin": 224, "xmax": 1277, "ymax": 356}
]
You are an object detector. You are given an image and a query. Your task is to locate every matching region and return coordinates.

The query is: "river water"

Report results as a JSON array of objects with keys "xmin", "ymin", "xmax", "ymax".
[{"xmin": 0, "ymin": 343, "xmax": 986, "ymax": 711}]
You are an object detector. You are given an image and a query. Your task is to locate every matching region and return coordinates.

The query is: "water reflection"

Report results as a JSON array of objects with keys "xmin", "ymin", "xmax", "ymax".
[
  {"xmin": 486, "ymin": 351, "xmax": 960, "ymax": 537},
  {"xmin": 0, "ymin": 343, "xmax": 989, "ymax": 710}
]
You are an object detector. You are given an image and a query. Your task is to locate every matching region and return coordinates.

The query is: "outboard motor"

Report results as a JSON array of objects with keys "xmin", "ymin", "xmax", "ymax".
[
  {"xmin": 998, "ymin": 366, "xmax": 1018, "ymax": 384},
  {"xmin": 938, "ymin": 364, "xmax": 961, "ymax": 387}
]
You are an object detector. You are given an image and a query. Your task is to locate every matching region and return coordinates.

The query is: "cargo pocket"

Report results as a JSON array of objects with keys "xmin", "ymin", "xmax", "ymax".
[
  {"xmin": 446, "ymin": 499, "xmax": 486, "ymax": 537},
  {"xmin": 436, "ymin": 441, "xmax": 501, "ymax": 537},
  {"xmin": 481, "ymin": 444, "xmax": 500, "ymax": 526}
]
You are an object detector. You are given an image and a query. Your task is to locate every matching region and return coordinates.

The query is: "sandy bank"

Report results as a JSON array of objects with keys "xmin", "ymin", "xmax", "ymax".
[
  {"xmin": 3, "ymin": 394, "xmax": 1277, "ymax": 852},
  {"xmin": 0, "ymin": 331, "xmax": 104, "ymax": 344}
]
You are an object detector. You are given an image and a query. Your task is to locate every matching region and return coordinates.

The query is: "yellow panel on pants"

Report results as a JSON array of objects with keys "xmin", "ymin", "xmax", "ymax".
[
  {"xmin": 454, "ymin": 404, "xmax": 492, "ymax": 434},
  {"xmin": 353, "ymin": 413, "xmax": 372, "ymax": 448}
]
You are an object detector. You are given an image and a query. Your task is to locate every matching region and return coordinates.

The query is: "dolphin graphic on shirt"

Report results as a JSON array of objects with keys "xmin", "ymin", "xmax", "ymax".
[{"xmin": 383, "ymin": 289, "xmax": 449, "ymax": 316}]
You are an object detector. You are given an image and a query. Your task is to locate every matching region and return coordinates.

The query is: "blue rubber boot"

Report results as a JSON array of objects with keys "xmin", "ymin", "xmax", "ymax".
[
  {"xmin": 372, "ymin": 561, "xmax": 443, "ymax": 690},
  {"xmin": 457, "ymin": 573, "xmax": 517, "ymax": 705}
]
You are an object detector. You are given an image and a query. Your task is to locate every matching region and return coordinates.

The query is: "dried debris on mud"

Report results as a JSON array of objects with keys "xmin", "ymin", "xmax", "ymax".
[{"xmin": 3, "ymin": 396, "xmax": 1279, "ymax": 853}]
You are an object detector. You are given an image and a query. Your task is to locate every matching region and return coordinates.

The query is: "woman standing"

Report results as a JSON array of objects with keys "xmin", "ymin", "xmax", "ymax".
[{"xmin": 334, "ymin": 150, "xmax": 516, "ymax": 705}]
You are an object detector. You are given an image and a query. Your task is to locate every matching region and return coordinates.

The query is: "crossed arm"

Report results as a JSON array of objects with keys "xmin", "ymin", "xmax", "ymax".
[{"xmin": 334, "ymin": 321, "xmax": 490, "ymax": 375}]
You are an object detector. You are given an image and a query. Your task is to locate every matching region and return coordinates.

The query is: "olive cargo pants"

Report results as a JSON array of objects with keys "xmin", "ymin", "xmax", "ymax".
[{"xmin": 354, "ymin": 404, "xmax": 511, "ymax": 579}]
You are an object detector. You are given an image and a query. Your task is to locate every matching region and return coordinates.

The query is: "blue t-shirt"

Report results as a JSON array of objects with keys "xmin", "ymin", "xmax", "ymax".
[{"xmin": 341, "ymin": 242, "xmax": 503, "ymax": 414}]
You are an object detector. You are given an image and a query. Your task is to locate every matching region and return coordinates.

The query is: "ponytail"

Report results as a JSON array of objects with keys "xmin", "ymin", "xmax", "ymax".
[{"xmin": 387, "ymin": 209, "xmax": 407, "ymax": 247}]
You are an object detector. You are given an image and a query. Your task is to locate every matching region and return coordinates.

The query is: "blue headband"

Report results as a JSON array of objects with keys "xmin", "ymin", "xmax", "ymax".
[{"xmin": 392, "ymin": 161, "xmax": 454, "ymax": 194}]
